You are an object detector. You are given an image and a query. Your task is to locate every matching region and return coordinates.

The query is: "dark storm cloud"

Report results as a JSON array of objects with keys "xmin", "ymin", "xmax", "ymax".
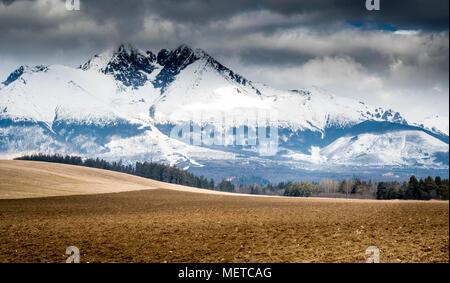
[
  {"xmin": 0, "ymin": 0, "xmax": 448, "ymax": 119},
  {"xmin": 261, "ymin": 0, "xmax": 449, "ymax": 30},
  {"xmin": 73, "ymin": 0, "xmax": 450, "ymax": 30},
  {"xmin": 3, "ymin": 0, "xmax": 447, "ymax": 30}
]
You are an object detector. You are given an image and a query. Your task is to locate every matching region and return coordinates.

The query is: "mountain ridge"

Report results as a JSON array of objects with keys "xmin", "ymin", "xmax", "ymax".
[{"xmin": 0, "ymin": 43, "xmax": 448, "ymax": 181}]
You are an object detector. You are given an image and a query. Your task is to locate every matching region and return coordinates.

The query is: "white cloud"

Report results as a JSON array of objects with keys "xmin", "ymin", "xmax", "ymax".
[
  {"xmin": 0, "ymin": 1, "xmax": 448, "ymax": 121},
  {"xmin": 394, "ymin": 30, "xmax": 420, "ymax": 36}
]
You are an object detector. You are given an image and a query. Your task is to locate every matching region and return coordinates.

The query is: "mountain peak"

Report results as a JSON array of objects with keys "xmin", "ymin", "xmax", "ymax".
[
  {"xmin": 2, "ymin": 66, "xmax": 24, "ymax": 86},
  {"xmin": 116, "ymin": 43, "xmax": 135, "ymax": 54},
  {"xmin": 115, "ymin": 43, "xmax": 155, "ymax": 58},
  {"xmin": 1, "ymin": 44, "xmax": 448, "ymax": 174},
  {"xmin": 156, "ymin": 44, "xmax": 208, "ymax": 66},
  {"xmin": 2, "ymin": 65, "xmax": 49, "ymax": 86},
  {"xmin": 174, "ymin": 44, "xmax": 208, "ymax": 59},
  {"xmin": 153, "ymin": 44, "xmax": 210, "ymax": 91},
  {"xmin": 79, "ymin": 43, "xmax": 255, "ymax": 92},
  {"xmin": 80, "ymin": 43, "xmax": 154, "ymax": 70},
  {"xmin": 80, "ymin": 44, "xmax": 157, "ymax": 89},
  {"xmin": 175, "ymin": 43, "xmax": 192, "ymax": 53}
]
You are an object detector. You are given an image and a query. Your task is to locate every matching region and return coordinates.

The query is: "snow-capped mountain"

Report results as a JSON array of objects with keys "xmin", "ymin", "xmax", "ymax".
[{"xmin": 0, "ymin": 44, "xmax": 448, "ymax": 181}]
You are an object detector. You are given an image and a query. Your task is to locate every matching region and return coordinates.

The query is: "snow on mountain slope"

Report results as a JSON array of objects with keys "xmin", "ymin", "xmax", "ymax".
[
  {"xmin": 254, "ymin": 84, "xmax": 407, "ymax": 132},
  {"xmin": 96, "ymin": 124, "xmax": 234, "ymax": 167},
  {"xmin": 145, "ymin": 46, "xmax": 409, "ymax": 134},
  {"xmin": 153, "ymin": 56, "xmax": 266, "ymax": 124},
  {"xmin": 1, "ymin": 65, "xmax": 121, "ymax": 124},
  {"xmin": 0, "ymin": 64, "xmax": 162, "ymax": 127},
  {"xmin": 0, "ymin": 43, "xmax": 448, "ymax": 176},
  {"xmin": 320, "ymin": 130, "xmax": 449, "ymax": 167},
  {"xmin": 0, "ymin": 44, "xmax": 426, "ymax": 134},
  {"xmin": 412, "ymin": 115, "xmax": 449, "ymax": 136},
  {"xmin": 80, "ymin": 44, "xmax": 162, "ymax": 90}
]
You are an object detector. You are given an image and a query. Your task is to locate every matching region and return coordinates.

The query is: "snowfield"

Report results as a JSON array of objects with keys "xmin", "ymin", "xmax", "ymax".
[
  {"xmin": 321, "ymin": 131, "xmax": 449, "ymax": 166},
  {"xmin": 0, "ymin": 44, "xmax": 448, "ymax": 179}
]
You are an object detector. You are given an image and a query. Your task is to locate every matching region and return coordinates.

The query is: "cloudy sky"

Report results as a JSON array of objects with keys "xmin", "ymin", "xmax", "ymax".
[{"xmin": 0, "ymin": 0, "xmax": 448, "ymax": 121}]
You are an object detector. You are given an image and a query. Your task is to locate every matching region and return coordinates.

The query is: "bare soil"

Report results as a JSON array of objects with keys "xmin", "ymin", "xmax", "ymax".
[{"xmin": 0, "ymin": 161, "xmax": 448, "ymax": 263}]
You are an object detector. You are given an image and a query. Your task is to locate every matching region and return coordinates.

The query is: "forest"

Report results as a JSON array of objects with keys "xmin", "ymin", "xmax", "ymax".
[{"xmin": 15, "ymin": 154, "xmax": 449, "ymax": 200}]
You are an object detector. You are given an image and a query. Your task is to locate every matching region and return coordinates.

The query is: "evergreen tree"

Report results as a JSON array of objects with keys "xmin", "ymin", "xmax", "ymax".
[
  {"xmin": 435, "ymin": 176, "xmax": 442, "ymax": 187},
  {"xmin": 422, "ymin": 176, "xmax": 437, "ymax": 200},
  {"xmin": 407, "ymin": 175, "xmax": 420, "ymax": 199},
  {"xmin": 376, "ymin": 182, "xmax": 387, "ymax": 199},
  {"xmin": 351, "ymin": 178, "xmax": 361, "ymax": 194},
  {"xmin": 217, "ymin": 180, "xmax": 235, "ymax": 192},
  {"xmin": 208, "ymin": 179, "xmax": 215, "ymax": 190},
  {"xmin": 437, "ymin": 178, "xmax": 449, "ymax": 200},
  {"xmin": 423, "ymin": 176, "xmax": 437, "ymax": 194}
]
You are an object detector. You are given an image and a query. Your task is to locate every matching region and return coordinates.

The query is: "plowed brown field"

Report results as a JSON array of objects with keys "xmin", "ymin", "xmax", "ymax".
[{"xmin": 0, "ymin": 161, "xmax": 448, "ymax": 263}]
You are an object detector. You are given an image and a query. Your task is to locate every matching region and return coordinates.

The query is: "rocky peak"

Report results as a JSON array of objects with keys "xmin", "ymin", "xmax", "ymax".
[
  {"xmin": 2, "ymin": 65, "xmax": 48, "ymax": 86},
  {"xmin": 153, "ymin": 44, "xmax": 208, "ymax": 91},
  {"xmin": 85, "ymin": 44, "xmax": 158, "ymax": 89}
]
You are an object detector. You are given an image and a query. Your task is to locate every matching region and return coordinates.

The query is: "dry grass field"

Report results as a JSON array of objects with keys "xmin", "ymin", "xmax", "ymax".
[
  {"xmin": 0, "ymin": 160, "xmax": 240, "ymax": 199},
  {"xmin": 0, "ymin": 160, "xmax": 448, "ymax": 263}
]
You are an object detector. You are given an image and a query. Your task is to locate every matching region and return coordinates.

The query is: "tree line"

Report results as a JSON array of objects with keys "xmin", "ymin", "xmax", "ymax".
[
  {"xmin": 376, "ymin": 176, "xmax": 449, "ymax": 200},
  {"xmin": 15, "ymin": 153, "xmax": 449, "ymax": 200}
]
